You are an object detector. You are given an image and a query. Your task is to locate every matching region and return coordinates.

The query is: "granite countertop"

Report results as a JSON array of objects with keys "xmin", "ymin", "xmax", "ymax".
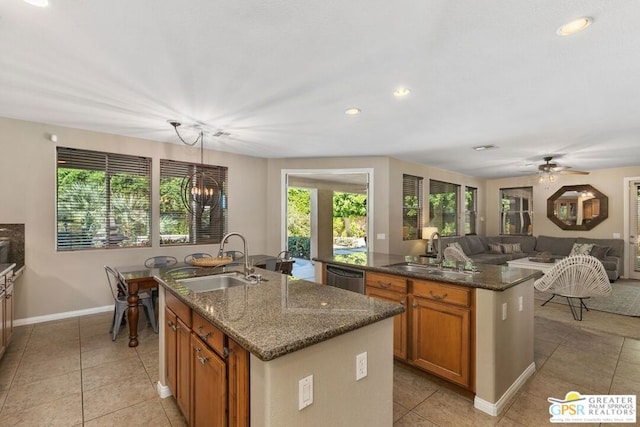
[
  {"xmin": 313, "ymin": 252, "xmax": 542, "ymax": 291},
  {"xmin": 155, "ymin": 267, "xmax": 405, "ymax": 362}
]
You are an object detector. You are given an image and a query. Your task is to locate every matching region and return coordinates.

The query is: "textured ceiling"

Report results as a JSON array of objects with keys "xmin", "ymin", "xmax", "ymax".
[{"xmin": 2, "ymin": 0, "xmax": 640, "ymax": 178}]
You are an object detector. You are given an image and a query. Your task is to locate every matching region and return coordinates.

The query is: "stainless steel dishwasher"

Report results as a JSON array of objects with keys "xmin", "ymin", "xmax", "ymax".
[{"xmin": 325, "ymin": 264, "xmax": 365, "ymax": 294}]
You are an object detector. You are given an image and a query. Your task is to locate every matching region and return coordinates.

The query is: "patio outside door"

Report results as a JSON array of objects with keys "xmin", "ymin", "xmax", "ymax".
[{"xmin": 629, "ymin": 181, "xmax": 640, "ymax": 279}]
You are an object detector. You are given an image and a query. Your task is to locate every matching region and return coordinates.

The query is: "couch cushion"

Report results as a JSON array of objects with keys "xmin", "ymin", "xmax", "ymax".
[
  {"xmin": 590, "ymin": 244, "xmax": 611, "ymax": 260},
  {"xmin": 569, "ymin": 242, "xmax": 594, "ymax": 255},
  {"xmin": 600, "ymin": 259, "xmax": 618, "ymax": 272},
  {"xmin": 501, "ymin": 242, "xmax": 523, "ymax": 254},
  {"xmin": 487, "ymin": 243, "xmax": 503, "ymax": 254},
  {"xmin": 465, "ymin": 236, "xmax": 486, "ymax": 255},
  {"xmin": 500, "ymin": 236, "xmax": 537, "ymax": 254},
  {"xmin": 577, "ymin": 237, "xmax": 624, "ymax": 258},
  {"xmin": 535, "ymin": 236, "xmax": 576, "ymax": 256}
]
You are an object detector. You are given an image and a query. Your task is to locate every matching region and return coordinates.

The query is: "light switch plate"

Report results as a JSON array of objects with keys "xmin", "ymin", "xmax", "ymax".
[
  {"xmin": 298, "ymin": 375, "xmax": 313, "ymax": 410},
  {"xmin": 356, "ymin": 352, "xmax": 367, "ymax": 380}
]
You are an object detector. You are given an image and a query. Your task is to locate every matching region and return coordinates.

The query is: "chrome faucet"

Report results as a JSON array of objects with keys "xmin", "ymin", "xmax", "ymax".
[
  {"xmin": 218, "ymin": 232, "xmax": 254, "ymax": 279},
  {"xmin": 430, "ymin": 231, "xmax": 442, "ymax": 265}
]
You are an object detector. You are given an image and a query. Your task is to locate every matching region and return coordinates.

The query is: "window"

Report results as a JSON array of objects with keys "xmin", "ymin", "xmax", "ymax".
[
  {"xmin": 160, "ymin": 159, "xmax": 228, "ymax": 245},
  {"xmin": 402, "ymin": 174, "xmax": 423, "ymax": 240},
  {"xmin": 465, "ymin": 186, "xmax": 477, "ymax": 235},
  {"xmin": 500, "ymin": 187, "xmax": 533, "ymax": 235},
  {"xmin": 429, "ymin": 180, "xmax": 460, "ymax": 236},
  {"xmin": 56, "ymin": 147, "xmax": 151, "ymax": 250}
]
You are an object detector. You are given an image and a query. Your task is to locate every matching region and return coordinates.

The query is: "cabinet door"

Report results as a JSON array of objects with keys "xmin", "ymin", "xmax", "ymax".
[
  {"xmin": 4, "ymin": 284, "xmax": 13, "ymax": 346},
  {"xmin": 410, "ymin": 296, "xmax": 471, "ymax": 388},
  {"xmin": 228, "ymin": 338, "xmax": 250, "ymax": 427},
  {"xmin": 176, "ymin": 317, "xmax": 191, "ymax": 420},
  {"xmin": 0, "ymin": 290, "xmax": 4, "ymax": 355},
  {"xmin": 191, "ymin": 333, "xmax": 227, "ymax": 427},
  {"xmin": 366, "ymin": 286, "xmax": 407, "ymax": 360},
  {"xmin": 164, "ymin": 308, "xmax": 178, "ymax": 400}
]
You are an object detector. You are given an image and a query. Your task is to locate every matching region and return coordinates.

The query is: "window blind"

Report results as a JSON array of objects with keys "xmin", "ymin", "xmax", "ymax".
[
  {"xmin": 56, "ymin": 147, "xmax": 151, "ymax": 250},
  {"xmin": 160, "ymin": 159, "xmax": 228, "ymax": 245},
  {"xmin": 465, "ymin": 186, "xmax": 477, "ymax": 235},
  {"xmin": 402, "ymin": 174, "xmax": 423, "ymax": 240}
]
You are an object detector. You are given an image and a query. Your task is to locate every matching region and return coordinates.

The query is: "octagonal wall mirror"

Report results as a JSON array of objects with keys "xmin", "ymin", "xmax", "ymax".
[{"xmin": 547, "ymin": 184, "xmax": 608, "ymax": 230}]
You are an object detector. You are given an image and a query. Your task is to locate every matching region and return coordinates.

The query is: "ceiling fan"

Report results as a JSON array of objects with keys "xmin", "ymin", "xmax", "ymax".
[{"xmin": 534, "ymin": 156, "xmax": 588, "ymax": 184}]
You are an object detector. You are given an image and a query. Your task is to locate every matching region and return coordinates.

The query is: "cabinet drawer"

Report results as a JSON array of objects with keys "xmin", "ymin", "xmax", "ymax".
[
  {"xmin": 412, "ymin": 280, "xmax": 471, "ymax": 308},
  {"xmin": 166, "ymin": 291, "xmax": 192, "ymax": 327},
  {"xmin": 192, "ymin": 311, "xmax": 225, "ymax": 357},
  {"xmin": 366, "ymin": 272, "xmax": 407, "ymax": 293}
]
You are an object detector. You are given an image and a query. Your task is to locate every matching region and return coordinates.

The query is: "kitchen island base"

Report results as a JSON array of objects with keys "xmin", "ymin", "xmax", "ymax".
[{"xmin": 250, "ymin": 318, "xmax": 393, "ymax": 427}]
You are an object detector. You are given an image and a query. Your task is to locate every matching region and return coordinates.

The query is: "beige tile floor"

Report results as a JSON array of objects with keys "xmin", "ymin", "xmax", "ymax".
[{"xmin": 0, "ymin": 301, "xmax": 638, "ymax": 426}]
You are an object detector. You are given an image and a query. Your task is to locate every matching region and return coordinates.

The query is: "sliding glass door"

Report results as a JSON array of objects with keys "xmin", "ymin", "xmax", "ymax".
[{"xmin": 630, "ymin": 181, "xmax": 640, "ymax": 279}]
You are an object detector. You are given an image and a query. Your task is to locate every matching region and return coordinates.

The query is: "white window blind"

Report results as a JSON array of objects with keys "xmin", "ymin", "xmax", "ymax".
[
  {"xmin": 402, "ymin": 174, "xmax": 423, "ymax": 240},
  {"xmin": 56, "ymin": 147, "xmax": 151, "ymax": 250},
  {"xmin": 500, "ymin": 187, "xmax": 533, "ymax": 235},
  {"xmin": 465, "ymin": 186, "xmax": 477, "ymax": 235}
]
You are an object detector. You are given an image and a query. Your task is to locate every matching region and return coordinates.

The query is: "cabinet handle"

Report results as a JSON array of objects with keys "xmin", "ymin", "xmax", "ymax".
[
  {"xmin": 223, "ymin": 347, "xmax": 230, "ymax": 358},
  {"xmin": 197, "ymin": 325, "xmax": 211, "ymax": 341},
  {"xmin": 400, "ymin": 298, "xmax": 405, "ymax": 306},
  {"xmin": 377, "ymin": 281, "xmax": 391, "ymax": 289},
  {"xmin": 412, "ymin": 301, "xmax": 418, "ymax": 308},
  {"xmin": 195, "ymin": 347, "xmax": 209, "ymax": 365},
  {"xmin": 5, "ymin": 293, "xmax": 11, "ymax": 300},
  {"xmin": 167, "ymin": 320, "xmax": 178, "ymax": 331},
  {"xmin": 429, "ymin": 290, "xmax": 448, "ymax": 301}
]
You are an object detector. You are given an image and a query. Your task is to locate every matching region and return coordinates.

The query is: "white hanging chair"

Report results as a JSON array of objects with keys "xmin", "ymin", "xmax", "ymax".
[
  {"xmin": 534, "ymin": 254, "xmax": 611, "ymax": 320},
  {"xmin": 443, "ymin": 246, "xmax": 472, "ymax": 263}
]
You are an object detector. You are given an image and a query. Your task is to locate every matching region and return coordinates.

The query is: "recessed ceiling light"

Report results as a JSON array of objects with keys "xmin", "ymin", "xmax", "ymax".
[
  {"xmin": 393, "ymin": 87, "xmax": 411, "ymax": 97},
  {"xmin": 557, "ymin": 17, "xmax": 592, "ymax": 36},
  {"xmin": 23, "ymin": 0, "xmax": 49, "ymax": 6},
  {"xmin": 473, "ymin": 144, "xmax": 497, "ymax": 151},
  {"xmin": 345, "ymin": 108, "xmax": 361, "ymax": 115}
]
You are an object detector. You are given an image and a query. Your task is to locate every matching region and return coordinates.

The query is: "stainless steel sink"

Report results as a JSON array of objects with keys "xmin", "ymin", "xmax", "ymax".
[{"xmin": 177, "ymin": 272, "xmax": 256, "ymax": 293}]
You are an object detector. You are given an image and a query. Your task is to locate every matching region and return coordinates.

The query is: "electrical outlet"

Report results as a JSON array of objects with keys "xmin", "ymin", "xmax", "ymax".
[
  {"xmin": 356, "ymin": 352, "xmax": 367, "ymax": 380},
  {"xmin": 298, "ymin": 375, "xmax": 313, "ymax": 410},
  {"xmin": 376, "ymin": 233, "xmax": 386, "ymax": 240},
  {"xmin": 518, "ymin": 296, "xmax": 523, "ymax": 312},
  {"xmin": 502, "ymin": 302, "xmax": 508, "ymax": 320}
]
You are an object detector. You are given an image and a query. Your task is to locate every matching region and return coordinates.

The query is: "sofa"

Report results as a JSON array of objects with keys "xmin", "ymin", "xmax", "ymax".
[{"xmin": 439, "ymin": 235, "xmax": 624, "ymax": 281}]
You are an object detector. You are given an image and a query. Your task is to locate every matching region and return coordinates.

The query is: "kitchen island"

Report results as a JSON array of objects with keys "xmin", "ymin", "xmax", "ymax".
[
  {"xmin": 314, "ymin": 252, "xmax": 542, "ymax": 417},
  {"xmin": 155, "ymin": 266, "xmax": 404, "ymax": 427}
]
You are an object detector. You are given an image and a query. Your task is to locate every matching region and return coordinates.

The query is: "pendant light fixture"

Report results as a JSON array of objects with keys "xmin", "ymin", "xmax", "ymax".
[{"xmin": 168, "ymin": 120, "xmax": 221, "ymax": 215}]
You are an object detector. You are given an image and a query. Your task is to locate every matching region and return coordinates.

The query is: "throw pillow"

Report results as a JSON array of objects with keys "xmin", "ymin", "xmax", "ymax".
[
  {"xmin": 500, "ymin": 242, "xmax": 522, "ymax": 254},
  {"xmin": 569, "ymin": 243, "xmax": 594, "ymax": 256},
  {"xmin": 447, "ymin": 241, "xmax": 466, "ymax": 254},
  {"xmin": 488, "ymin": 243, "xmax": 503, "ymax": 254},
  {"xmin": 590, "ymin": 244, "xmax": 611, "ymax": 260}
]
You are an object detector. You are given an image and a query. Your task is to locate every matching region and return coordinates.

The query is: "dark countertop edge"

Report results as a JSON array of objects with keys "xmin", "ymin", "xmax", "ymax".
[
  {"xmin": 0, "ymin": 263, "xmax": 16, "ymax": 278},
  {"xmin": 314, "ymin": 256, "xmax": 543, "ymax": 291},
  {"xmin": 156, "ymin": 272, "xmax": 405, "ymax": 362}
]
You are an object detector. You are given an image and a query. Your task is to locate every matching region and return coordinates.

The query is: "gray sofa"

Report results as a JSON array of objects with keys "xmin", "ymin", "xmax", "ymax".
[{"xmin": 439, "ymin": 235, "xmax": 624, "ymax": 281}]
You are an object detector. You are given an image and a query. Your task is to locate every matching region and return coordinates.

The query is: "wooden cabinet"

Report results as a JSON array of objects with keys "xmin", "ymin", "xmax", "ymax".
[
  {"xmin": 0, "ymin": 269, "xmax": 15, "ymax": 360},
  {"xmin": 366, "ymin": 272, "xmax": 408, "ymax": 360},
  {"xmin": 164, "ymin": 290, "xmax": 250, "ymax": 426},
  {"xmin": 165, "ymin": 292, "xmax": 192, "ymax": 423},
  {"xmin": 409, "ymin": 279, "xmax": 473, "ymax": 389},
  {"xmin": 191, "ymin": 333, "xmax": 227, "ymax": 427},
  {"xmin": 365, "ymin": 272, "xmax": 474, "ymax": 390}
]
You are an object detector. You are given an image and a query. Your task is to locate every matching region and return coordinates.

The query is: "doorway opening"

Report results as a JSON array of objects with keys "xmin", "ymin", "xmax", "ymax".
[{"xmin": 283, "ymin": 169, "xmax": 372, "ymax": 281}]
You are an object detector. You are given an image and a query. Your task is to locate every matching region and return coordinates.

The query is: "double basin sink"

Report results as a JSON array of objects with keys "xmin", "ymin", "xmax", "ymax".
[
  {"xmin": 176, "ymin": 271, "xmax": 258, "ymax": 293},
  {"xmin": 382, "ymin": 262, "xmax": 475, "ymax": 279}
]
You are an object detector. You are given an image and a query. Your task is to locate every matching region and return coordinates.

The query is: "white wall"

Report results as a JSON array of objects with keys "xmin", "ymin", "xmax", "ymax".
[{"xmin": 0, "ymin": 117, "xmax": 269, "ymax": 321}]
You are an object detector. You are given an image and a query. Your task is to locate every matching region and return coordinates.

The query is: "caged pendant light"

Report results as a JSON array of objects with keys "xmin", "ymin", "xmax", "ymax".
[{"xmin": 168, "ymin": 120, "xmax": 221, "ymax": 215}]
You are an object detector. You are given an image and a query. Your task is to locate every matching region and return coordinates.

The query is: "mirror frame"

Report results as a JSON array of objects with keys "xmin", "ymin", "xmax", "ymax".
[{"xmin": 547, "ymin": 184, "xmax": 608, "ymax": 231}]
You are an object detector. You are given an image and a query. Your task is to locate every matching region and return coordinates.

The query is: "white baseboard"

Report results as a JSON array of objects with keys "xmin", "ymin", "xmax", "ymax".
[
  {"xmin": 474, "ymin": 362, "xmax": 536, "ymax": 416},
  {"xmin": 157, "ymin": 381, "xmax": 172, "ymax": 399},
  {"xmin": 14, "ymin": 305, "xmax": 113, "ymax": 327}
]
